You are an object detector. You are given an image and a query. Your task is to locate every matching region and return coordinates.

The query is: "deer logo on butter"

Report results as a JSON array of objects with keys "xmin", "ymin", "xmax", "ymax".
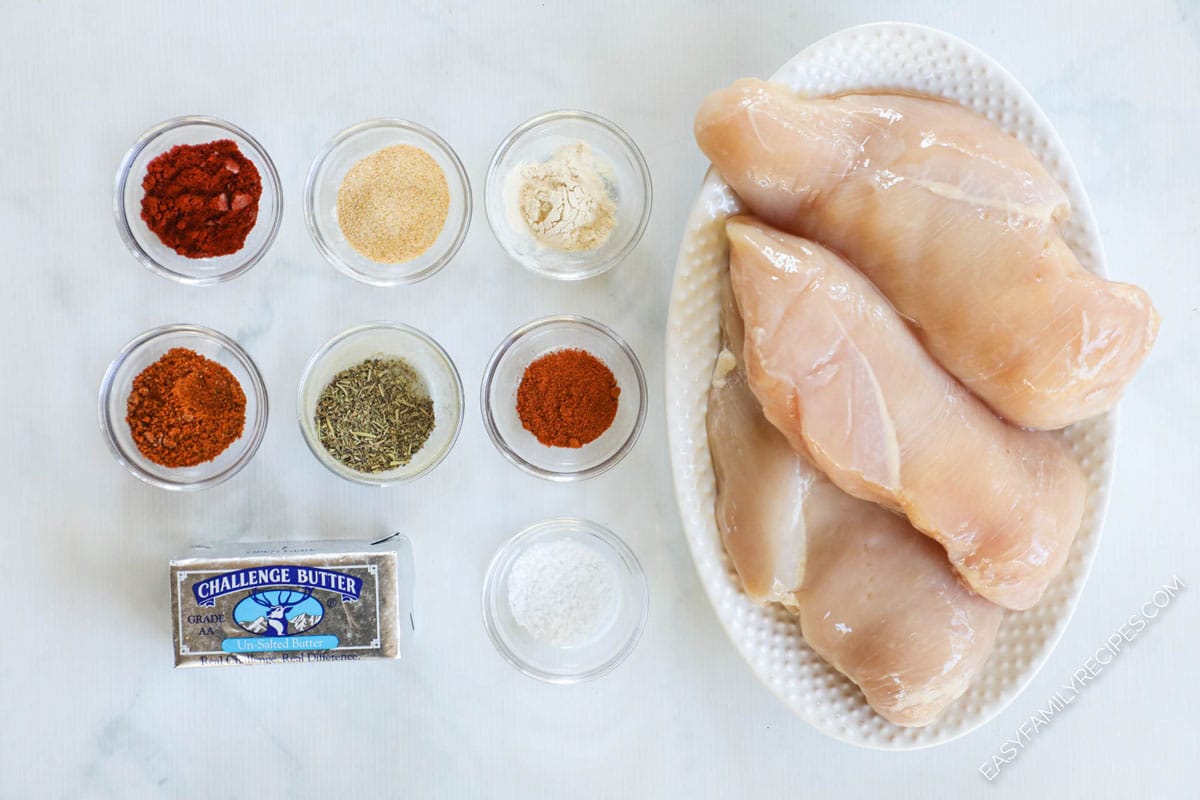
[{"xmin": 235, "ymin": 587, "xmax": 323, "ymax": 636}]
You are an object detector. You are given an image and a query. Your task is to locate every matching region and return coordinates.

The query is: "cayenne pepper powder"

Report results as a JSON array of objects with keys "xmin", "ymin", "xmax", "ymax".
[
  {"xmin": 140, "ymin": 140, "xmax": 262, "ymax": 258},
  {"xmin": 516, "ymin": 349, "xmax": 620, "ymax": 448},
  {"xmin": 126, "ymin": 348, "xmax": 247, "ymax": 468}
]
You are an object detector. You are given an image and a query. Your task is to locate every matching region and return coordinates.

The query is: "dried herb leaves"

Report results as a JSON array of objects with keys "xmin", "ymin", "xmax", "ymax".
[{"xmin": 315, "ymin": 357, "xmax": 434, "ymax": 473}]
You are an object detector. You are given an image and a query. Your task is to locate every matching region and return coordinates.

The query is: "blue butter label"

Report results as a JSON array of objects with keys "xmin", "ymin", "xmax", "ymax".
[{"xmin": 222, "ymin": 635, "xmax": 340, "ymax": 652}]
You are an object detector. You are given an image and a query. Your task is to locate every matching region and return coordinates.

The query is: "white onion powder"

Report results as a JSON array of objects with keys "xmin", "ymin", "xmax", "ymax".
[{"xmin": 507, "ymin": 538, "xmax": 619, "ymax": 648}]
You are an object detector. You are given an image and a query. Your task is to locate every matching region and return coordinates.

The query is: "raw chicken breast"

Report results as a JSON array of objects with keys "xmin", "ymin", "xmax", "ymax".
[
  {"xmin": 708, "ymin": 284, "xmax": 809, "ymax": 606},
  {"xmin": 696, "ymin": 79, "xmax": 1159, "ymax": 430},
  {"xmin": 708, "ymin": 278, "xmax": 1003, "ymax": 727},
  {"xmin": 727, "ymin": 217, "xmax": 1086, "ymax": 610}
]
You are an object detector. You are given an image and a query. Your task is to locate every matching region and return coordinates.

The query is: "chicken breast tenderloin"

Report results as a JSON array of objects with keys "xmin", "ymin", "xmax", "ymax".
[{"xmin": 708, "ymin": 279, "xmax": 810, "ymax": 607}]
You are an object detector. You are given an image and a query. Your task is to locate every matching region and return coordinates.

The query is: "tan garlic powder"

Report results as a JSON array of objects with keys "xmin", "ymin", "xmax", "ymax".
[{"xmin": 336, "ymin": 145, "xmax": 450, "ymax": 263}]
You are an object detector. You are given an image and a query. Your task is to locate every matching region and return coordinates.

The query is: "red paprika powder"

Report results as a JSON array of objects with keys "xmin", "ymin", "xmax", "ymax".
[
  {"xmin": 516, "ymin": 348, "xmax": 620, "ymax": 448},
  {"xmin": 140, "ymin": 140, "xmax": 262, "ymax": 258},
  {"xmin": 126, "ymin": 348, "xmax": 247, "ymax": 468}
]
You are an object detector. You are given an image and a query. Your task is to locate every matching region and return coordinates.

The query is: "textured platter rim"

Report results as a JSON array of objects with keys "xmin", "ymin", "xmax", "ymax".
[{"xmin": 665, "ymin": 21, "xmax": 1118, "ymax": 749}]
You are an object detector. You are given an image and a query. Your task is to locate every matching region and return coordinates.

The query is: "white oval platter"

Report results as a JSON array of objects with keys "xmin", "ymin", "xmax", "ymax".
[{"xmin": 664, "ymin": 22, "xmax": 1116, "ymax": 749}]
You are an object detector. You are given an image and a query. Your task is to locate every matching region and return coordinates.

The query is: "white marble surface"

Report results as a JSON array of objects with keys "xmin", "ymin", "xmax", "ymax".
[{"xmin": 1, "ymin": 2, "xmax": 1196, "ymax": 797}]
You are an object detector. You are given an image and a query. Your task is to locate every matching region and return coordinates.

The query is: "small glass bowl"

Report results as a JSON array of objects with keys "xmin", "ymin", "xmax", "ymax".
[
  {"xmin": 482, "ymin": 518, "xmax": 648, "ymax": 684},
  {"xmin": 305, "ymin": 120, "xmax": 472, "ymax": 286},
  {"xmin": 485, "ymin": 110, "xmax": 652, "ymax": 280},
  {"xmin": 114, "ymin": 116, "xmax": 283, "ymax": 285},
  {"xmin": 481, "ymin": 315, "xmax": 646, "ymax": 481},
  {"xmin": 98, "ymin": 325, "xmax": 269, "ymax": 490},
  {"xmin": 297, "ymin": 322, "xmax": 464, "ymax": 485}
]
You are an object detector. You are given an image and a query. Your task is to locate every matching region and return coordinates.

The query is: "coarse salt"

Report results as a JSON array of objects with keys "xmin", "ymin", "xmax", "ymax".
[{"xmin": 507, "ymin": 538, "xmax": 618, "ymax": 648}]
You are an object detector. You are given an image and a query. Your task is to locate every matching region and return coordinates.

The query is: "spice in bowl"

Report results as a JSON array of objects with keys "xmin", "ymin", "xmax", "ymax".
[
  {"xmin": 336, "ymin": 145, "xmax": 450, "ymax": 263},
  {"xmin": 516, "ymin": 348, "xmax": 619, "ymax": 448},
  {"xmin": 141, "ymin": 140, "xmax": 263, "ymax": 258},
  {"xmin": 315, "ymin": 357, "xmax": 435, "ymax": 473},
  {"xmin": 508, "ymin": 538, "xmax": 619, "ymax": 648},
  {"xmin": 504, "ymin": 142, "xmax": 616, "ymax": 252},
  {"xmin": 126, "ymin": 348, "xmax": 247, "ymax": 467}
]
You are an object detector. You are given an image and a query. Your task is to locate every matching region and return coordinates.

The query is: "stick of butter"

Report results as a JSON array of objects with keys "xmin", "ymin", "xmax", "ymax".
[{"xmin": 170, "ymin": 534, "xmax": 413, "ymax": 668}]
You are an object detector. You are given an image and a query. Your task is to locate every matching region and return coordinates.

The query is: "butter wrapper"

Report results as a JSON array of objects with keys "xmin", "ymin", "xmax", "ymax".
[{"xmin": 170, "ymin": 534, "xmax": 413, "ymax": 668}]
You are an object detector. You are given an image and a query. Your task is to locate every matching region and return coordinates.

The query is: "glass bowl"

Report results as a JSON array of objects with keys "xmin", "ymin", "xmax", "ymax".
[
  {"xmin": 297, "ymin": 322, "xmax": 464, "ymax": 485},
  {"xmin": 98, "ymin": 325, "xmax": 269, "ymax": 490},
  {"xmin": 482, "ymin": 518, "xmax": 648, "ymax": 683},
  {"xmin": 114, "ymin": 116, "xmax": 283, "ymax": 285},
  {"xmin": 304, "ymin": 119, "xmax": 472, "ymax": 286},
  {"xmin": 485, "ymin": 110, "xmax": 652, "ymax": 280},
  {"xmin": 481, "ymin": 315, "xmax": 646, "ymax": 481}
]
